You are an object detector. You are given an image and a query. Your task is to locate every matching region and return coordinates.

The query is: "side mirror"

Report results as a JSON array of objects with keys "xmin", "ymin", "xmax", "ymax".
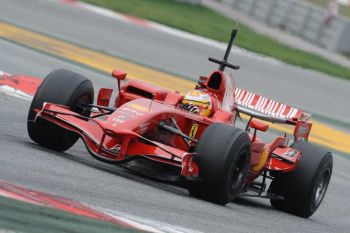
[
  {"xmin": 249, "ymin": 119, "xmax": 269, "ymax": 132},
  {"xmin": 112, "ymin": 69, "xmax": 127, "ymax": 92},
  {"xmin": 112, "ymin": 70, "xmax": 127, "ymax": 80},
  {"xmin": 249, "ymin": 119, "xmax": 269, "ymax": 142}
]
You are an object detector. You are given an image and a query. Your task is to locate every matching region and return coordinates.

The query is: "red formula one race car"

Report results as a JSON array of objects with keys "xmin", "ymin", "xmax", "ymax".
[{"xmin": 27, "ymin": 28, "xmax": 332, "ymax": 218}]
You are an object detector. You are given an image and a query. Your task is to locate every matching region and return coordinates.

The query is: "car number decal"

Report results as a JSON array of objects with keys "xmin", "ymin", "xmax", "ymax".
[{"xmin": 189, "ymin": 123, "xmax": 199, "ymax": 138}]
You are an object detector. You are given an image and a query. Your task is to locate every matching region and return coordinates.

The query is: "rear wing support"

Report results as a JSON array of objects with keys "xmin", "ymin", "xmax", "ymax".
[{"xmin": 237, "ymin": 105, "xmax": 296, "ymax": 125}]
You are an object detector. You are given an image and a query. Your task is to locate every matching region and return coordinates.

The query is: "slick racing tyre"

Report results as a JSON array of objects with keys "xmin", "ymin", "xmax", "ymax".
[
  {"xmin": 27, "ymin": 69, "xmax": 94, "ymax": 152},
  {"xmin": 188, "ymin": 123, "xmax": 251, "ymax": 205},
  {"xmin": 269, "ymin": 141, "xmax": 333, "ymax": 218}
]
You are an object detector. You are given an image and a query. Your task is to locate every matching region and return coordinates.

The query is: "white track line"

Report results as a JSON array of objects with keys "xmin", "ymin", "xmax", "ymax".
[
  {"xmin": 94, "ymin": 206, "xmax": 202, "ymax": 233},
  {"xmin": 0, "ymin": 70, "xmax": 9, "ymax": 76},
  {"xmin": 0, "ymin": 85, "xmax": 33, "ymax": 101}
]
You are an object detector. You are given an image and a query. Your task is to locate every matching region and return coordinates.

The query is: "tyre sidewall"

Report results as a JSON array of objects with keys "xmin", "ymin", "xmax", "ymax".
[
  {"xmin": 270, "ymin": 141, "xmax": 333, "ymax": 217},
  {"xmin": 27, "ymin": 69, "xmax": 94, "ymax": 151},
  {"xmin": 191, "ymin": 123, "xmax": 251, "ymax": 204}
]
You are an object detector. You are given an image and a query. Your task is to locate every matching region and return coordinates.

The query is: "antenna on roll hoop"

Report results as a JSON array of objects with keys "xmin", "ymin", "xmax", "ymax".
[{"xmin": 208, "ymin": 19, "xmax": 240, "ymax": 72}]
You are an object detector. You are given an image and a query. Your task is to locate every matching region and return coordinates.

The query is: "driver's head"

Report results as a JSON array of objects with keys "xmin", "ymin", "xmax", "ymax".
[{"xmin": 181, "ymin": 90, "xmax": 212, "ymax": 117}]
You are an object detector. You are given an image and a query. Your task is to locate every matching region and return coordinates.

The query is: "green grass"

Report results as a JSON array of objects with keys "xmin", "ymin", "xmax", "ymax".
[
  {"xmin": 0, "ymin": 196, "xmax": 140, "ymax": 233},
  {"xmin": 306, "ymin": 0, "xmax": 350, "ymax": 18},
  {"xmin": 81, "ymin": 0, "xmax": 350, "ymax": 80}
]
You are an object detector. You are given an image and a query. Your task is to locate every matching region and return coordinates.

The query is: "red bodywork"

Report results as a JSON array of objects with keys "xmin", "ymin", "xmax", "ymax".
[{"xmin": 34, "ymin": 68, "xmax": 311, "ymax": 186}]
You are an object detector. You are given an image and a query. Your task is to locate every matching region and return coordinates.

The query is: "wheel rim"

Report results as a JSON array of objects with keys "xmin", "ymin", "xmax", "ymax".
[
  {"xmin": 313, "ymin": 168, "xmax": 331, "ymax": 207},
  {"xmin": 230, "ymin": 151, "xmax": 249, "ymax": 191}
]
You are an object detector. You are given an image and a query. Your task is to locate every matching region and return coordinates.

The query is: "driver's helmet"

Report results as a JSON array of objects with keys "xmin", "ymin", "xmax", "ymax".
[{"xmin": 181, "ymin": 90, "xmax": 212, "ymax": 117}]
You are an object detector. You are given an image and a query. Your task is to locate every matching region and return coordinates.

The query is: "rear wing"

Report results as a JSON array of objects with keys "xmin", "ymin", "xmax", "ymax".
[{"xmin": 235, "ymin": 88, "xmax": 310, "ymax": 125}]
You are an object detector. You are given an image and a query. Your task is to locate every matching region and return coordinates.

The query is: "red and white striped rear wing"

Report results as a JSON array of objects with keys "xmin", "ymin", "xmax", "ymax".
[{"xmin": 234, "ymin": 88, "xmax": 311, "ymax": 125}]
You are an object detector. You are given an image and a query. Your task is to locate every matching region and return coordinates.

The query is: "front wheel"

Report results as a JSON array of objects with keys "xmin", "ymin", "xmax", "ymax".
[
  {"xmin": 269, "ymin": 141, "xmax": 333, "ymax": 218},
  {"xmin": 188, "ymin": 123, "xmax": 251, "ymax": 205},
  {"xmin": 27, "ymin": 69, "xmax": 94, "ymax": 152}
]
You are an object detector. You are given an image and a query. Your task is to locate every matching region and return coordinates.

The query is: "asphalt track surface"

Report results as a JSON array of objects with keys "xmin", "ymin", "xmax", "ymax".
[{"xmin": 0, "ymin": 0, "xmax": 350, "ymax": 232}]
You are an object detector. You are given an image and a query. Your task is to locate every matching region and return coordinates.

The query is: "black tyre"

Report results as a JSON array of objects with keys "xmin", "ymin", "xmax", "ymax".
[
  {"xmin": 270, "ymin": 141, "xmax": 333, "ymax": 218},
  {"xmin": 27, "ymin": 69, "xmax": 94, "ymax": 152},
  {"xmin": 188, "ymin": 123, "xmax": 251, "ymax": 205}
]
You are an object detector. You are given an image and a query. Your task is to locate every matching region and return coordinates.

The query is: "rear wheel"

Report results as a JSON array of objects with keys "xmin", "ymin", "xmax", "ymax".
[
  {"xmin": 188, "ymin": 123, "xmax": 251, "ymax": 205},
  {"xmin": 269, "ymin": 141, "xmax": 333, "ymax": 218},
  {"xmin": 27, "ymin": 69, "xmax": 94, "ymax": 152}
]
